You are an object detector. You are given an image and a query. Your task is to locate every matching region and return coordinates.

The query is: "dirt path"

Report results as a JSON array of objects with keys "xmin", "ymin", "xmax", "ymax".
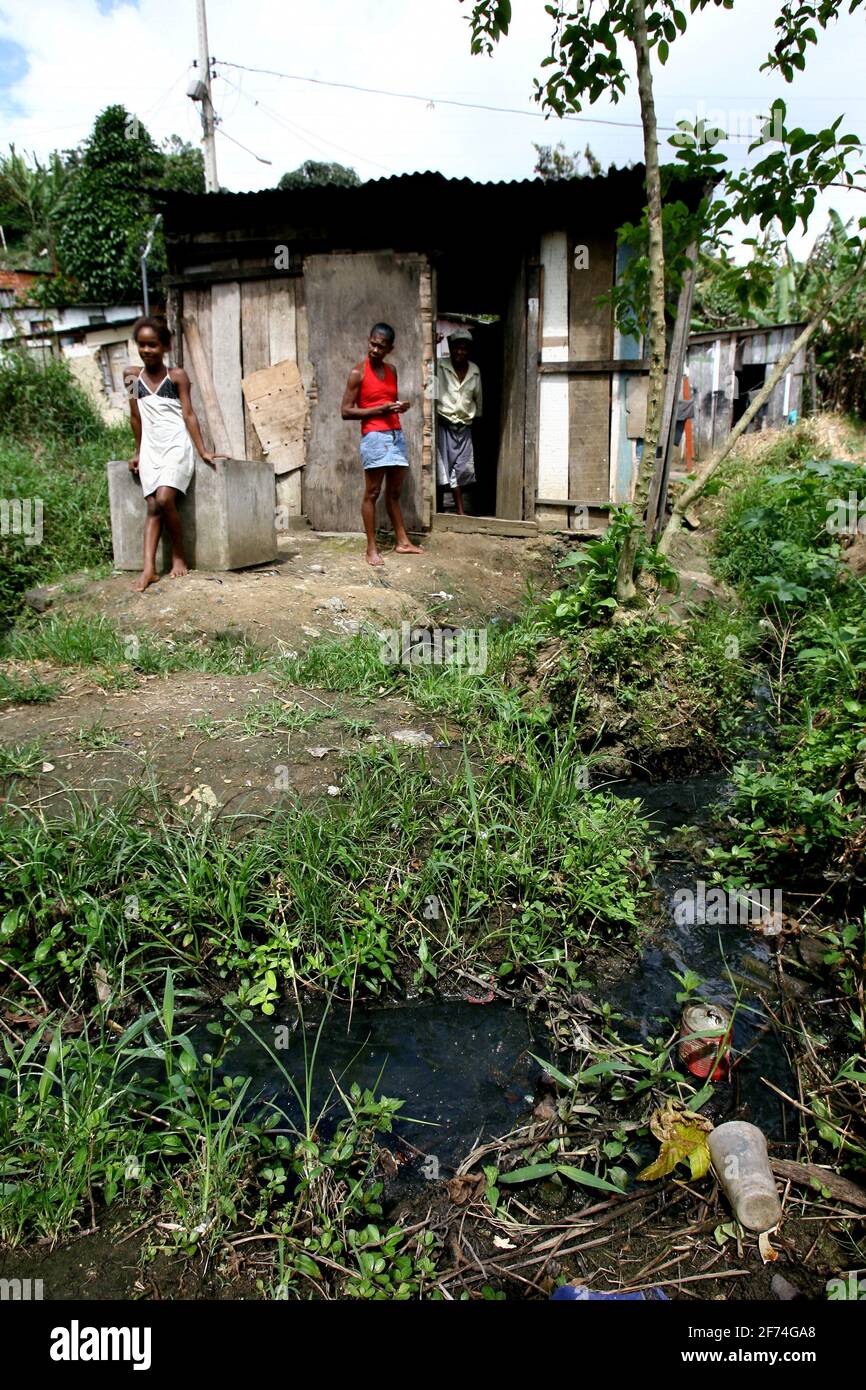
[
  {"xmin": 0, "ymin": 672, "xmax": 463, "ymax": 816},
  {"xmin": 1, "ymin": 530, "xmax": 554, "ymax": 811},
  {"xmin": 67, "ymin": 529, "xmax": 556, "ymax": 650}
]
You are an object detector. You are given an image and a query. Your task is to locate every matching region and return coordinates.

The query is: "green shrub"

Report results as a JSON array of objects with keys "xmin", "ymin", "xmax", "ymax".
[
  {"xmin": 0, "ymin": 356, "xmax": 131, "ymax": 627},
  {"xmin": 0, "ymin": 347, "xmax": 106, "ymax": 443}
]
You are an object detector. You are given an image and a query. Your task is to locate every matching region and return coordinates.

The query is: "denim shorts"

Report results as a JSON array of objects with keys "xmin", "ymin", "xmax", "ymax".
[{"xmin": 360, "ymin": 429, "xmax": 408, "ymax": 470}]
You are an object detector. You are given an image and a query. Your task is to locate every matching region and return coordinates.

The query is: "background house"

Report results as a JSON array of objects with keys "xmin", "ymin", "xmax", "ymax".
[
  {"xmin": 162, "ymin": 168, "xmax": 702, "ymax": 535},
  {"xmin": 0, "ymin": 270, "xmax": 142, "ymax": 425},
  {"xmin": 686, "ymin": 322, "xmax": 808, "ymax": 461}
]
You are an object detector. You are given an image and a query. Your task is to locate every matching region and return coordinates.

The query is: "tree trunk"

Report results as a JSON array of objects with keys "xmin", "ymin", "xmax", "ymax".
[
  {"xmin": 616, "ymin": 0, "xmax": 667, "ymax": 603},
  {"xmin": 658, "ymin": 250, "xmax": 866, "ymax": 557}
]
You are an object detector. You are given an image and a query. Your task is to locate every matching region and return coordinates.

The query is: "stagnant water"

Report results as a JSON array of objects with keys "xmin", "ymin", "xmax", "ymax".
[
  {"xmin": 607, "ymin": 774, "xmax": 795, "ymax": 1139},
  {"xmin": 215, "ymin": 770, "xmax": 796, "ymax": 1175}
]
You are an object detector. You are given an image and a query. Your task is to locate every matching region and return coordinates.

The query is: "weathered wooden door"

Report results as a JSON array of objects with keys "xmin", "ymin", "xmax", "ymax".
[{"xmin": 303, "ymin": 252, "xmax": 427, "ymax": 532}]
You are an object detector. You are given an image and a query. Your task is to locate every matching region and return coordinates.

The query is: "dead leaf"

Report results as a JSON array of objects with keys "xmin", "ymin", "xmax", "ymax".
[
  {"xmin": 533, "ymin": 1094, "xmax": 558, "ymax": 1122},
  {"xmin": 638, "ymin": 1099, "xmax": 713, "ymax": 1183},
  {"xmin": 446, "ymin": 1172, "xmax": 485, "ymax": 1205},
  {"xmin": 759, "ymin": 1230, "xmax": 779, "ymax": 1264},
  {"xmin": 93, "ymin": 962, "xmax": 111, "ymax": 1005}
]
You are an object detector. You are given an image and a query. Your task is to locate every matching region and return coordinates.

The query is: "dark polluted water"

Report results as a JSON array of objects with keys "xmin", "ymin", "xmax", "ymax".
[
  {"xmin": 215, "ymin": 772, "xmax": 796, "ymax": 1172},
  {"xmin": 608, "ymin": 774, "xmax": 797, "ymax": 1138},
  {"xmin": 217, "ymin": 1001, "xmax": 541, "ymax": 1175}
]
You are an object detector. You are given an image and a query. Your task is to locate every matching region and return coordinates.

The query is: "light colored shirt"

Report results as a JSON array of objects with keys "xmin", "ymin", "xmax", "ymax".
[{"xmin": 436, "ymin": 356, "xmax": 482, "ymax": 425}]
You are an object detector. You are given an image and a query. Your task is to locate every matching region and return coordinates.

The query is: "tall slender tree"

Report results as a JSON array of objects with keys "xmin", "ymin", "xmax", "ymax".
[{"xmin": 463, "ymin": 0, "xmax": 732, "ymax": 602}]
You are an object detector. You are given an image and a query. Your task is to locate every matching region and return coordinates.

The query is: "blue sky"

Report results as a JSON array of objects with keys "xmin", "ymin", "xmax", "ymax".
[
  {"xmin": 0, "ymin": 0, "xmax": 863, "ymax": 256},
  {"xmin": 0, "ymin": 35, "xmax": 27, "ymax": 116}
]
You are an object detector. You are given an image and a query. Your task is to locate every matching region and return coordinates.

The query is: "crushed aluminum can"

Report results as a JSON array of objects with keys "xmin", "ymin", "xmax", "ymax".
[{"xmin": 678, "ymin": 1002, "xmax": 732, "ymax": 1080}]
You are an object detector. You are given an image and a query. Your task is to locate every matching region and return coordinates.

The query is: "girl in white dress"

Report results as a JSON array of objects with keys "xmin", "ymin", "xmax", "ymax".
[{"xmin": 127, "ymin": 316, "xmax": 222, "ymax": 593}]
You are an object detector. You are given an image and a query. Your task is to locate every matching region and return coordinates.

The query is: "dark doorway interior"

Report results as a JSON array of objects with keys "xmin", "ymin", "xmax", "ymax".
[
  {"xmin": 433, "ymin": 248, "xmax": 523, "ymax": 518},
  {"xmin": 733, "ymin": 362, "xmax": 767, "ymax": 428}
]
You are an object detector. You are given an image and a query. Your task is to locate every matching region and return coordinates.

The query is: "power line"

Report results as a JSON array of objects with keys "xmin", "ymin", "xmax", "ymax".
[
  {"xmin": 217, "ymin": 72, "xmax": 398, "ymax": 176},
  {"xmin": 213, "ymin": 58, "xmax": 676, "ymax": 133},
  {"xmin": 216, "ymin": 126, "xmax": 273, "ymax": 166}
]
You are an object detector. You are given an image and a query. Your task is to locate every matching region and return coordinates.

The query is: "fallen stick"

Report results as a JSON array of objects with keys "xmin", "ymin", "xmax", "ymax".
[{"xmin": 770, "ymin": 1159, "xmax": 866, "ymax": 1211}]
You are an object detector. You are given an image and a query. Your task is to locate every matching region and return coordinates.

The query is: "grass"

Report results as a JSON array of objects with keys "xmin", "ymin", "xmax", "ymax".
[
  {"xmin": 0, "ymin": 348, "xmax": 126, "ymax": 630},
  {"xmin": 12, "ymin": 359, "xmax": 849, "ymax": 1284},
  {"xmin": 0, "ymin": 709, "xmax": 649, "ymax": 1257},
  {"xmin": 0, "ymin": 671, "xmax": 61, "ymax": 704},
  {"xmin": 0, "ymin": 738, "xmax": 44, "ymax": 778},
  {"xmin": 1, "ymin": 613, "xmax": 269, "ymax": 684},
  {"xmin": 706, "ymin": 442, "xmax": 866, "ymax": 885},
  {"xmin": 77, "ymin": 722, "xmax": 125, "ymax": 750}
]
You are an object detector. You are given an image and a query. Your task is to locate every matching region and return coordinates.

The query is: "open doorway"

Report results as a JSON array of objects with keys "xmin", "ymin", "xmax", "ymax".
[
  {"xmin": 433, "ymin": 249, "xmax": 526, "ymax": 521},
  {"xmin": 733, "ymin": 362, "xmax": 767, "ymax": 429}
]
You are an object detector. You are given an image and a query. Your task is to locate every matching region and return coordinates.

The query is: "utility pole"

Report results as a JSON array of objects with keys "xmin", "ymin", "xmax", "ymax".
[
  {"xmin": 140, "ymin": 214, "xmax": 162, "ymax": 315},
  {"xmin": 195, "ymin": 0, "xmax": 219, "ymax": 192}
]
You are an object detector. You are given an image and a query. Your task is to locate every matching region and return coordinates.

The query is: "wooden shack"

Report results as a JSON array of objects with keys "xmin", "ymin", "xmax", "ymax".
[
  {"xmin": 686, "ymin": 322, "xmax": 807, "ymax": 461},
  {"xmin": 161, "ymin": 169, "xmax": 700, "ymax": 535}
]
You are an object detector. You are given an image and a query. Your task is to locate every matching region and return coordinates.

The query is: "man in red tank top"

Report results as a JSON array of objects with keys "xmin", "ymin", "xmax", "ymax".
[{"xmin": 341, "ymin": 323, "xmax": 423, "ymax": 566}]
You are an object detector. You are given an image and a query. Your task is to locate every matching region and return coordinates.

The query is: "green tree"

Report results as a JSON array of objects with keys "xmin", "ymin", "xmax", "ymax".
[
  {"xmin": 463, "ymin": 0, "xmax": 864, "ymax": 595},
  {"xmin": 533, "ymin": 142, "xmax": 602, "ymax": 179},
  {"xmin": 464, "ymin": 0, "xmax": 732, "ymax": 603},
  {"xmin": 660, "ymin": 100, "xmax": 865, "ymax": 552},
  {"xmin": 805, "ymin": 210, "xmax": 866, "ymax": 416},
  {"xmin": 57, "ymin": 105, "xmax": 163, "ymax": 302},
  {"xmin": 278, "ymin": 160, "xmax": 361, "ymax": 191},
  {"xmin": 0, "ymin": 146, "xmax": 76, "ymax": 273},
  {"xmin": 159, "ymin": 135, "xmax": 206, "ymax": 195}
]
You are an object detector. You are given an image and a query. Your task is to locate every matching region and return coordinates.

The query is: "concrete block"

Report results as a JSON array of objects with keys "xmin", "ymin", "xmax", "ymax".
[{"xmin": 107, "ymin": 458, "xmax": 278, "ymax": 571}]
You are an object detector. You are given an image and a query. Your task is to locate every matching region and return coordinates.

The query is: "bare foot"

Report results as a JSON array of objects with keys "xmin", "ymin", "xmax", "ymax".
[
  {"xmin": 169, "ymin": 558, "xmax": 189, "ymax": 578},
  {"xmin": 394, "ymin": 540, "xmax": 423, "ymax": 554},
  {"xmin": 366, "ymin": 547, "xmax": 385, "ymax": 567},
  {"xmin": 132, "ymin": 570, "xmax": 158, "ymax": 593}
]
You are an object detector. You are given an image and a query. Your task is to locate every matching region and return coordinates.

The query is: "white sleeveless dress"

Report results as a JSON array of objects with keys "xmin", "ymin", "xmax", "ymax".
[{"xmin": 136, "ymin": 371, "xmax": 196, "ymax": 499}]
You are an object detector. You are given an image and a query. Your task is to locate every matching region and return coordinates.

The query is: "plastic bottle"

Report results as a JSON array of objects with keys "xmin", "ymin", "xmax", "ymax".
[{"xmin": 708, "ymin": 1121, "xmax": 783, "ymax": 1232}]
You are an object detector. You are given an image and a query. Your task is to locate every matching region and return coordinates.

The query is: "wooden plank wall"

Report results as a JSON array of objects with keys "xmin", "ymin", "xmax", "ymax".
[
  {"xmin": 496, "ymin": 258, "xmax": 527, "ymax": 519},
  {"xmin": 688, "ymin": 329, "xmax": 807, "ymax": 460},
  {"xmin": 536, "ymin": 231, "xmax": 570, "ymax": 527},
  {"xmin": 174, "ymin": 277, "xmax": 305, "ymax": 517},
  {"xmin": 302, "ymin": 252, "xmax": 427, "ymax": 533},
  {"xmin": 210, "ymin": 283, "xmax": 244, "ymax": 457},
  {"xmin": 240, "ymin": 280, "xmax": 270, "ymax": 460},
  {"xmin": 178, "ymin": 286, "xmax": 215, "ymax": 454},
  {"xmin": 567, "ymin": 235, "xmax": 614, "ymax": 506},
  {"xmin": 419, "ymin": 264, "xmax": 435, "ymax": 530}
]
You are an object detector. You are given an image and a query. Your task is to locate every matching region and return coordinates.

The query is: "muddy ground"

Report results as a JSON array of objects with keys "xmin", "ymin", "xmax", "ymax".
[
  {"xmin": 0, "ymin": 674, "xmax": 460, "ymax": 816},
  {"xmin": 1, "ymin": 529, "xmax": 554, "ymax": 812}
]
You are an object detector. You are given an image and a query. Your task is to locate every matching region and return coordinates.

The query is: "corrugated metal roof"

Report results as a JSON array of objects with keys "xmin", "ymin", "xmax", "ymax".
[
  {"xmin": 160, "ymin": 164, "xmax": 669, "ymax": 241},
  {"xmin": 689, "ymin": 321, "xmax": 808, "ymax": 343}
]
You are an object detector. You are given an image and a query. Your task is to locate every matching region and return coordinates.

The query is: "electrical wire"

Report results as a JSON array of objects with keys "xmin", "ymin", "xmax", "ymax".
[
  {"xmin": 216, "ymin": 72, "xmax": 398, "ymax": 176},
  {"xmin": 213, "ymin": 57, "xmax": 678, "ymax": 132},
  {"xmin": 215, "ymin": 125, "xmax": 273, "ymax": 165}
]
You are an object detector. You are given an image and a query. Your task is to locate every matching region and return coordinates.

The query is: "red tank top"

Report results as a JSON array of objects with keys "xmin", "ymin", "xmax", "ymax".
[{"xmin": 358, "ymin": 358, "xmax": 400, "ymax": 434}]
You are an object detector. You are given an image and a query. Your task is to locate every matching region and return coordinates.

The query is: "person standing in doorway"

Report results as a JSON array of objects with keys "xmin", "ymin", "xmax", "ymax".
[
  {"xmin": 341, "ymin": 322, "xmax": 423, "ymax": 567},
  {"xmin": 436, "ymin": 327, "xmax": 482, "ymax": 516}
]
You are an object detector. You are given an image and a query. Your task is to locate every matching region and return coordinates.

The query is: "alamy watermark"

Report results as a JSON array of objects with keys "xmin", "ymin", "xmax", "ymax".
[
  {"xmin": 379, "ymin": 622, "xmax": 487, "ymax": 674},
  {"xmin": 673, "ymin": 880, "xmax": 783, "ymax": 928},
  {"xmin": 826, "ymin": 1272, "xmax": 866, "ymax": 1300},
  {"xmin": 826, "ymin": 492, "xmax": 866, "ymax": 536},
  {"xmin": 0, "ymin": 1277, "xmax": 43, "ymax": 1300},
  {"xmin": 0, "ymin": 496, "xmax": 43, "ymax": 546},
  {"xmin": 671, "ymin": 105, "xmax": 785, "ymax": 149}
]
